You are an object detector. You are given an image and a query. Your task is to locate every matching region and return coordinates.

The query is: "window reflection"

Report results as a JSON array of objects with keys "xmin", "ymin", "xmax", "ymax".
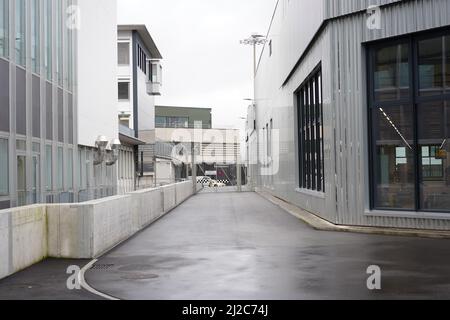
[
  {"xmin": 418, "ymin": 37, "xmax": 444, "ymax": 96},
  {"xmin": 15, "ymin": 0, "xmax": 25, "ymax": 66},
  {"xmin": 370, "ymin": 30, "xmax": 450, "ymax": 212},
  {"xmin": 0, "ymin": 0, "xmax": 8, "ymax": 58},
  {"xmin": 17, "ymin": 156, "xmax": 26, "ymax": 206},
  {"xmin": 374, "ymin": 43, "xmax": 410, "ymax": 101},
  {"xmin": 373, "ymin": 105, "xmax": 415, "ymax": 209},
  {"xmin": 418, "ymin": 101, "xmax": 450, "ymax": 211}
]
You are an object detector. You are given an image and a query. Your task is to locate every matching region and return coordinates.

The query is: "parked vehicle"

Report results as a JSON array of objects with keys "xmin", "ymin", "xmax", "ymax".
[{"xmin": 209, "ymin": 180, "xmax": 226, "ymax": 188}]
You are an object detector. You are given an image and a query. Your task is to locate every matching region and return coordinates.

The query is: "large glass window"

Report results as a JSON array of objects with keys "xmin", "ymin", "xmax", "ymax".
[
  {"xmin": 297, "ymin": 65, "xmax": 324, "ymax": 192},
  {"xmin": 167, "ymin": 117, "xmax": 189, "ymax": 128},
  {"xmin": 67, "ymin": 149, "xmax": 73, "ymax": 190},
  {"xmin": 371, "ymin": 105, "xmax": 415, "ymax": 209},
  {"xmin": 373, "ymin": 43, "xmax": 410, "ymax": 102},
  {"xmin": 418, "ymin": 37, "xmax": 443, "ymax": 96},
  {"xmin": 66, "ymin": 0, "xmax": 73, "ymax": 90},
  {"xmin": 31, "ymin": 154, "xmax": 40, "ymax": 204},
  {"xmin": 57, "ymin": 147, "xmax": 63, "ymax": 190},
  {"xmin": 418, "ymin": 101, "xmax": 450, "ymax": 211},
  {"xmin": 44, "ymin": 0, "xmax": 52, "ymax": 80},
  {"xmin": 0, "ymin": 0, "xmax": 9, "ymax": 58},
  {"xmin": 56, "ymin": 0, "xmax": 62, "ymax": 85},
  {"xmin": 156, "ymin": 116, "xmax": 166, "ymax": 128},
  {"xmin": 15, "ymin": 0, "xmax": 25, "ymax": 66},
  {"xmin": 155, "ymin": 116, "xmax": 189, "ymax": 128},
  {"xmin": 369, "ymin": 30, "xmax": 450, "ymax": 212},
  {"xmin": 46, "ymin": 145, "xmax": 52, "ymax": 190},
  {"xmin": 0, "ymin": 138, "xmax": 8, "ymax": 195},
  {"xmin": 17, "ymin": 155, "xmax": 26, "ymax": 206},
  {"xmin": 31, "ymin": 0, "xmax": 40, "ymax": 73}
]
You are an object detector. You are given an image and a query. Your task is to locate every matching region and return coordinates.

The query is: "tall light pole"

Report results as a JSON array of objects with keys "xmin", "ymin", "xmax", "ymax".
[
  {"xmin": 240, "ymin": 33, "xmax": 267, "ymax": 191},
  {"xmin": 240, "ymin": 33, "xmax": 267, "ymax": 76}
]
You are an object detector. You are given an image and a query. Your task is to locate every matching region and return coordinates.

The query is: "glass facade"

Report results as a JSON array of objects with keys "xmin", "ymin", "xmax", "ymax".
[
  {"xmin": 31, "ymin": 0, "xmax": 40, "ymax": 73},
  {"xmin": 44, "ymin": 0, "xmax": 52, "ymax": 80},
  {"xmin": 57, "ymin": 147, "xmax": 63, "ymax": 190},
  {"xmin": 56, "ymin": 0, "xmax": 63, "ymax": 85},
  {"xmin": 369, "ymin": 31, "xmax": 450, "ymax": 212},
  {"xmin": 0, "ymin": 0, "xmax": 112, "ymax": 209},
  {"xmin": 0, "ymin": 0, "xmax": 8, "ymax": 58},
  {"xmin": 374, "ymin": 43, "xmax": 409, "ymax": 101},
  {"xmin": 67, "ymin": 149, "xmax": 73, "ymax": 190},
  {"xmin": 66, "ymin": 0, "xmax": 73, "ymax": 90},
  {"xmin": 371, "ymin": 105, "xmax": 415, "ymax": 209},
  {"xmin": 32, "ymin": 155, "xmax": 40, "ymax": 203},
  {"xmin": 156, "ymin": 116, "xmax": 189, "ymax": 128},
  {"xmin": 16, "ymin": 155, "xmax": 26, "ymax": 206},
  {"xmin": 14, "ymin": 0, "xmax": 25, "ymax": 66},
  {"xmin": 46, "ymin": 145, "xmax": 52, "ymax": 191}
]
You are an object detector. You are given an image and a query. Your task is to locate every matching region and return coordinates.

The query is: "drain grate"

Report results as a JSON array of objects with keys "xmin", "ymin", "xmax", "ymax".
[{"xmin": 90, "ymin": 264, "xmax": 115, "ymax": 270}]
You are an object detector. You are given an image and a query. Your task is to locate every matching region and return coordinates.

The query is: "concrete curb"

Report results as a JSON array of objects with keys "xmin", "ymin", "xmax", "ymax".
[{"xmin": 257, "ymin": 191, "xmax": 450, "ymax": 240}]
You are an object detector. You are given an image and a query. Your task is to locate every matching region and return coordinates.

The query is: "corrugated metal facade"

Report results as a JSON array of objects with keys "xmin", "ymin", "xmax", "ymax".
[
  {"xmin": 324, "ymin": 0, "xmax": 403, "ymax": 19},
  {"xmin": 253, "ymin": 0, "xmax": 450, "ymax": 230}
]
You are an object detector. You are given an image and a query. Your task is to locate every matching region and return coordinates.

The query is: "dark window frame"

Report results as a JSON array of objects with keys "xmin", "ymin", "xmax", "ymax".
[
  {"xmin": 118, "ymin": 81, "xmax": 130, "ymax": 101},
  {"xmin": 295, "ymin": 63, "xmax": 325, "ymax": 192},
  {"xmin": 367, "ymin": 27, "xmax": 450, "ymax": 213}
]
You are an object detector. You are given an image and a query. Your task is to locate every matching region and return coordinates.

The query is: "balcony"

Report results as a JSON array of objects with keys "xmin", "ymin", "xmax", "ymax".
[
  {"xmin": 146, "ymin": 81, "xmax": 161, "ymax": 96},
  {"xmin": 146, "ymin": 59, "xmax": 162, "ymax": 96}
]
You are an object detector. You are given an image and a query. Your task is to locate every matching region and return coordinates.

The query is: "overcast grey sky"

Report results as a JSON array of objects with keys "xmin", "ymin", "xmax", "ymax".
[{"xmin": 117, "ymin": 0, "xmax": 277, "ymax": 130}]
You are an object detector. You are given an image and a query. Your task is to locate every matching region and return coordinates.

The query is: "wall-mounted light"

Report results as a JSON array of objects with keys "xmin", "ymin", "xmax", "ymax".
[
  {"xmin": 94, "ymin": 136, "xmax": 121, "ymax": 166},
  {"xmin": 106, "ymin": 139, "xmax": 121, "ymax": 166},
  {"xmin": 94, "ymin": 135, "xmax": 109, "ymax": 165}
]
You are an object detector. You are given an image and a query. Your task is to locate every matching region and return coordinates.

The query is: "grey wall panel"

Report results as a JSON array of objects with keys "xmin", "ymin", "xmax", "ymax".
[
  {"xmin": 0, "ymin": 59, "xmax": 9, "ymax": 132},
  {"xmin": 32, "ymin": 75, "xmax": 40, "ymax": 138},
  {"xmin": 324, "ymin": 0, "xmax": 404, "ymax": 19},
  {"xmin": 15, "ymin": 67, "xmax": 26, "ymax": 136}
]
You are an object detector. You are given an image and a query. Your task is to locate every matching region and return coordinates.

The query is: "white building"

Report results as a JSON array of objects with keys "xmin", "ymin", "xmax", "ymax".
[
  {"xmin": 154, "ymin": 105, "xmax": 241, "ymax": 186},
  {"xmin": 116, "ymin": 25, "xmax": 163, "ymax": 193},
  {"xmin": 250, "ymin": 0, "xmax": 450, "ymax": 231},
  {"xmin": 77, "ymin": 0, "xmax": 119, "ymax": 201}
]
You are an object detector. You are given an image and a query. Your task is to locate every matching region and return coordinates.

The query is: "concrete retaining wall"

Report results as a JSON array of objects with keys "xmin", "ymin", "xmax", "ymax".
[
  {"xmin": 0, "ymin": 205, "xmax": 47, "ymax": 281},
  {"xmin": 0, "ymin": 181, "xmax": 201, "ymax": 280},
  {"xmin": 163, "ymin": 184, "xmax": 177, "ymax": 212}
]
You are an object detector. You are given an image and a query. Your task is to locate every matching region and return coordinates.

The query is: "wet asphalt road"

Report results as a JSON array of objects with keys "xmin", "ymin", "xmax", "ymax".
[
  {"xmin": 83, "ymin": 192, "xmax": 450, "ymax": 300},
  {"xmin": 0, "ymin": 259, "xmax": 102, "ymax": 300}
]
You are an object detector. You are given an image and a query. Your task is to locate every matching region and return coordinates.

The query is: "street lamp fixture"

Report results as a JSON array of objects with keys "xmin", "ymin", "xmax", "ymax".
[
  {"xmin": 240, "ymin": 33, "xmax": 268, "ymax": 76},
  {"xmin": 241, "ymin": 33, "xmax": 266, "ymax": 191}
]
